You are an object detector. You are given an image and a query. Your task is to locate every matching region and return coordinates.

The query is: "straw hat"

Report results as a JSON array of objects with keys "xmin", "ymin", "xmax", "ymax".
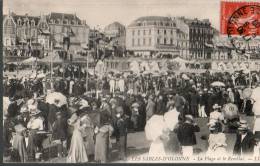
[
  {"xmin": 238, "ymin": 124, "xmax": 249, "ymax": 131},
  {"xmin": 238, "ymin": 120, "xmax": 249, "ymax": 131},
  {"xmin": 68, "ymin": 113, "xmax": 78, "ymax": 125},
  {"xmin": 30, "ymin": 108, "xmax": 41, "ymax": 116},
  {"xmin": 213, "ymin": 103, "xmax": 221, "ymax": 110},
  {"xmin": 20, "ymin": 106, "xmax": 29, "ymax": 113},
  {"xmin": 132, "ymin": 102, "xmax": 140, "ymax": 108},
  {"xmin": 185, "ymin": 114, "xmax": 194, "ymax": 123},
  {"xmin": 79, "ymin": 99, "xmax": 90, "ymax": 109}
]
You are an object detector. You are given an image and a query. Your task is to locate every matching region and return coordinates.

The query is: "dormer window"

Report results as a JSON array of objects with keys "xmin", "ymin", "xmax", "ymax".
[
  {"xmin": 31, "ymin": 19, "xmax": 35, "ymax": 26},
  {"xmin": 57, "ymin": 19, "xmax": 61, "ymax": 24},
  {"xmin": 17, "ymin": 18, "xmax": 22, "ymax": 26}
]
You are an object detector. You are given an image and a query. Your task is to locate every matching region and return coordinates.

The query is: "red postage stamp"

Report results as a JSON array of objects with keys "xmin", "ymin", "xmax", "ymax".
[{"xmin": 220, "ymin": 1, "xmax": 260, "ymax": 37}]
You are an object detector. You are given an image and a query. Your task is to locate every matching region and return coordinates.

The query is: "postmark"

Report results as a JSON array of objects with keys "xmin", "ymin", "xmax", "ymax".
[{"xmin": 221, "ymin": 1, "xmax": 260, "ymax": 54}]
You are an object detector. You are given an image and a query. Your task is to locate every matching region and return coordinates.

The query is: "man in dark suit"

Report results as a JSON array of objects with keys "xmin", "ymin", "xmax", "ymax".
[
  {"xmin": 175, "ymin": 114, "xmax": 200, "ymax": 156},
  {"xmin": 233, "ymin": 120, "xmax": 255, "ymax": 156}
]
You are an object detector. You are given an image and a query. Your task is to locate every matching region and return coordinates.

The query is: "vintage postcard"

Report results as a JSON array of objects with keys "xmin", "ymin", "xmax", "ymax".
[{"xmin": 2, "ymin": 0, "xmax": 260, "ymax": 163}]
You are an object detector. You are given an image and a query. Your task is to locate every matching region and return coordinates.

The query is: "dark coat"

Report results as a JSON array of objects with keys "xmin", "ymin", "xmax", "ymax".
[
  {"xmin": 7, "ymin": 101, "xmax": 19, "ymax": 118},
  {"xmin": 52, "ymin": 117, "xmax": 68, "ymax": 141},
  {"xmin": 175, "ymin": 122, "xmax": 200, "ymax": 146},
  {"xmin": 233, "ymin": 131, "xmax": 255, "ymax": 155}
]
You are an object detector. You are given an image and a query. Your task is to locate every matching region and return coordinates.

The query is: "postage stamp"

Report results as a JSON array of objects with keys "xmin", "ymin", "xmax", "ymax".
[
  {"xmin": 221, "ymin": 1, "xmax": 260, "ymax": 37},
  {"xmin": 221, "ymin": 1, "xmax": 260, "ymax": 53}
]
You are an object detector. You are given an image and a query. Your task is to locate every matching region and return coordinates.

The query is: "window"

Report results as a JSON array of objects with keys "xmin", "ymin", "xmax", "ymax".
[
  {"xmin": 164, "ymin": 30, "xmax": 166, "ymax": 35},
  {"xmin": 171, "ymin": 30, "xmax": 173, "ymax": 35},
  {"xmin": 170, "ymin": 38, "xmax": 173, "ymax": 45},
  {"xmin": 17, "ymin": 19, "xmax": 22, "ymax": 26},
  {"xmin": 164, "ymin": 38, "xmax": 167, "ymax": 44},
  {"xmin": 143, "ymin": 38, "xmax": 146, "ymax": 45},
  {"xmin": 138, "ymin": 30, "xmax": 140, "ymax": 35},
  {"xmin": 149, "ymin": 38, "xmax": 151, "ymax": 46},
  {"xmin": 149, "ymin": 29, "xmax": 151, "ymax": 35},
  {"xmin": 132, "ymin": 30, "xmax": 135, "ymax": 36},
  {"xmin": 138, "ymin": 38, "xmax": 140, "ymax": 46},
  {"xmin": 157, "ymin": 38, "xmax": 160, "ymax": 44},
  {"xmin": 31, "ymin": 20, "xmax": 35, "ymax": 26},
  {"xmin": 143, "ymin": 30, "xmax": 145, "ymax": 35}
]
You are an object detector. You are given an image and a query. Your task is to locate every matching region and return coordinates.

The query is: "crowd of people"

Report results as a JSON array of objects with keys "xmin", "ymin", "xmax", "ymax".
[{"xmin": 3, "ymin": 68, "xmax": 260, "ymax": 163}]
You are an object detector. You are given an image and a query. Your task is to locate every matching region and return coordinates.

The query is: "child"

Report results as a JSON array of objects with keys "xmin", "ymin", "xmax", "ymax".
[
  {"xmin": 115, "ymin": 106, "xmax": 128, "ymax": 161},
  {"xmin": 11, "ymin": 124, "xmax": 28, "ymax": 162}
]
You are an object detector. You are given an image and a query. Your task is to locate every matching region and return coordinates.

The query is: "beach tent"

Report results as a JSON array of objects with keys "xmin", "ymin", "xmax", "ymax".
[
  {"xmin": 150, "ymin": 61, "xmax": 160, "ymax": 72},
  {"xmin": 38, "ymin": 52, "xmax": 64, "ymax": 64},
  {"xmin": 140, "ymin": 61, "xmax": 150, "ymax": 71},
  {"xmin": 129, "ymin": 61, "xmax": 140, "ymax": 73}
]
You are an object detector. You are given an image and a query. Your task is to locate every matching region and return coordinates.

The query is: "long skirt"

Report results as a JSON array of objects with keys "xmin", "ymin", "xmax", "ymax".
[
  {"xmin": 27, "ymin": 130, "xmax": 44, "ymax": 161},
  {"xmin": 149, "ymin": 138, "xmax": 166, "ymax": 156},
  {"xmin": 95, "ymin": 132, "xmax": 109, "ymax": 163},
  {"xmin": 67, "ymin": 129, "xmax": 88, "ymax": 163},
  {"xmin": 182, "ymin": 146, "xmax": 193, "ymax": 156}
]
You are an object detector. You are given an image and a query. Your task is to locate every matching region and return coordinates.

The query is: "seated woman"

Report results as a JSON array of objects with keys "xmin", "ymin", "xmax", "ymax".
[
  {"xmin": 26, "ymin": 107, "xmax": 45, "ymax": 161},
  {"xmin": 206, "ymin": 120, "xmax": 228, "ymax": 156}
]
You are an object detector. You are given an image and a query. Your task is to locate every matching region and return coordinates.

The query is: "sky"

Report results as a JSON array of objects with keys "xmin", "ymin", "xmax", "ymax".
[{"xmin": 2, "ymin": 0, "xmax": 254, "ymax": 30}]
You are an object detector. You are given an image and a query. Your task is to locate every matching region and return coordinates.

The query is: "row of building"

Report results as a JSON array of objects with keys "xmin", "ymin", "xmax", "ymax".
[{"xmin": 3, "ymin": 11, "xmax": 259, "ymax": 61}]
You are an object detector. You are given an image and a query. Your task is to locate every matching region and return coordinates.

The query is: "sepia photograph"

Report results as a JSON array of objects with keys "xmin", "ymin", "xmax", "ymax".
[{"xmin": 2, "ymin": 0, "xmax": 260, "ymax": 163}]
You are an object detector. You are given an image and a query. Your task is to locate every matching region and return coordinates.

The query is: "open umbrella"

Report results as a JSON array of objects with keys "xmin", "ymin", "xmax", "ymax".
[
  {"xmin": 46, "ymin": 92, "xmax": 67, "ymax": 107},
  {"xmin": 222, "ymin": 103, "xmax": 239, "ymax": 120},
  {"xmin": 211, "ymin": 81, "xmax": 225, "ymax": 87},
  {"xmin": 182, "ymin": 74, "xmax": 189, "ymax": 80},
  {"xmin": 164, "ymin": 109, "xmax": 179, "ymax": 131},
  {"xmin": 242, "ymin": 88, "xmax": 252, "ymax": 99},
  {"xmin": 145, "ymin": 115, "xmax": 167, "ymax": 141},
  {"xmin": 251, "ymin": 87, "xmax": 260, "ymax": 102},
  {"xmin": 37, "ymin": 73, "xmax": 46, "ymax": 79}
]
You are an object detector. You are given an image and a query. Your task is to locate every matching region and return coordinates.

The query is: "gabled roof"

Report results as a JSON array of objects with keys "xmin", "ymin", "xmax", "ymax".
[
  {"xmin": 47, "ymin": 12, "xmax": 82, "ymax": 24},
  {"xmin": 12, "ymin": 13, "xmax": 40, "ymax": 26}
]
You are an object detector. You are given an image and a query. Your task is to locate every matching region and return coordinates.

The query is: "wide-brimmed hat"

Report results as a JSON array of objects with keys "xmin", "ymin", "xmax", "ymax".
[
  {"xmin": 185, "ymin": 114, "xmax": 194, "ymax": 123},
  {"xmin": 238, "ymin": 120, "xmax": 249, "ymax": 130},
  {"xmin": 68, "ymin": 113, "xmax": 78, "ymax": 125},
  {"xmin": 30, "ymin": 108, "xmax": 41, "ymax": 116},
  {"xmin": 110, "ymin": 98, "xmax": 117, "ymax": 105},
  {"xmin": 79, "ymin": 99, "xmax": 90, "ymax": 109},
  {"xmin": 14, "ymin": 124, "xmax": 26, "ymax": 133},
  {"xmin": 238, "ymin": 124, "xmax": 249, "ymax": 131},
  {"xmin": 132, "ymin": 102, "xmax": 140, "ymax": 108},
  {"xmin": 207, "ymin": 120, "xmax": 218, "ymax": 131},
  {"xmin": 20, "ymin": 106, "xmax": 29, "ymax": 113},
  {"xmin": 213, "ymin": 104, "xmax": 221, "ymax": 110}
]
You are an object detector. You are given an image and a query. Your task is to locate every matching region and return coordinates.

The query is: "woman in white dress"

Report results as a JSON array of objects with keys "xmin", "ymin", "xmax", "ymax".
[
  {"xmin": 145, "ymin": 115, "xmax": 168, "ymax": 156},
  {"xmin": 206, "ymin": 120, "xmax": 227, "ymax": 156}
]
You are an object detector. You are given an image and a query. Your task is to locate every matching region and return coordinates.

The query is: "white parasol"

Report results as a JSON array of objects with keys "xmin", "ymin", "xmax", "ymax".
[
  {"xmin": 222, "ymin": 103, "xmax": 239, "ymax": 120},
  {"xmin": 37, "ymin": 73, "xmax": 46, "ymax": 79},
  {"xmin": 145, "ymin": 115, "xmax": 167, "ymax": 141},
  {"xmin": 252, "ymin": 101, "xmax": 260, "ymax": 116},
  {"xmin": 242, "ymin": 88, "xmax": 252, "ymax": 99},
  {"xmin": 3, "ymin": 97, "xmax": 10, "ymax": 116},
  {"xmin": 182, "ymin": 73, "xmax": 189, "ymax": 80},
  {"xmin": 211, "ymin": 81, "xmax": 225, "ymax": 87},
  {"xmin": 164, "ymin": 108, "xmax": 179, "ymax": 131},
  {"xmin": 46, "ymin": 92, "xmax": 67, "ymax": 107},
  {"xmin": 251, "ymin": 87, "xmax": 260, "ymax": 102}
]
